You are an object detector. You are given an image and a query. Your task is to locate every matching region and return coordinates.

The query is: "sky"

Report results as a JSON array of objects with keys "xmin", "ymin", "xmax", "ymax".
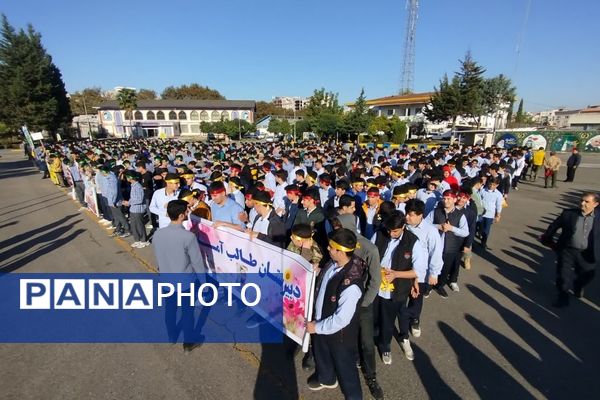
[{"xmin": 2, "ymin": 0, "xmax": 598, "ymax": 112}]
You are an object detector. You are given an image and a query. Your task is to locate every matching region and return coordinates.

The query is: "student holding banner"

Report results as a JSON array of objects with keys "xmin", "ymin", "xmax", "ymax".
[{"xmin": 306, "ymin": 228, "xmax": 366, "ymax": 399}]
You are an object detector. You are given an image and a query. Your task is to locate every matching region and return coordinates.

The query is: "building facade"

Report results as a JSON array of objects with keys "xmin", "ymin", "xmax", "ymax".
[
  {"xmin": 97, "ymin": 99, "xmax": 255, "ymax": 138},
  {"xmin": 349, "ymin": 92, "xmax": 508, "ymax": 134},
  {"xmin": 272, "ymin": 96, "xmax": 310, "ymax": 111}
]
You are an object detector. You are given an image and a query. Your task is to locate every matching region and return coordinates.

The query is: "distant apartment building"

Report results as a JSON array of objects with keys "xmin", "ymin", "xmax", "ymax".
[
  {"xmin": 532, "ymin": 109, "xmax": 561, "ymax": 126},
  {"xmin": 272, "ymin": 96, "xmax": 310, "ymax": 111}
]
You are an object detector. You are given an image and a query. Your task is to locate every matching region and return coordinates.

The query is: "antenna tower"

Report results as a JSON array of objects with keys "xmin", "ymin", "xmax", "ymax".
[{"xmin": 400, "ymin": 0, "xmax": 419, "ymax": 94}]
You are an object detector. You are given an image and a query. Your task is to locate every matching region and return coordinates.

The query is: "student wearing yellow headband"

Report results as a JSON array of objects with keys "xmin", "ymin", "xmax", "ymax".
[
  {"xmin": 306, "ymin": 228, "xmax": 366, "ymax": 398},
  {"xmin": 149, "ymin": 173, "xmax": 180, "ymax": 229}
]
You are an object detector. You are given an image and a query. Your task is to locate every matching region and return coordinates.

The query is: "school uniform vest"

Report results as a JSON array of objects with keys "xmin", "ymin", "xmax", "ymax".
[
  {"xmin": 316, "ymin": 255, "xmax": 366, "ymax": 344},
  {"xmin": 374, "ymin": 230, "xmax": 418, "ymax": 301},
  {"xmin": 431, "ymin": 206, "xmax": 465, "ymax": 254}
]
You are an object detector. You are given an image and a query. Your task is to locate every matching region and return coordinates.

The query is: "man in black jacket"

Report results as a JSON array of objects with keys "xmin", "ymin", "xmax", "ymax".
[
  {"xmin": 541, "ymin": 192, "xmax": 600, "ymax": 307},
  {"xmin": 565, "ymin": 148, "xmax": 582, "ymax": 182}
]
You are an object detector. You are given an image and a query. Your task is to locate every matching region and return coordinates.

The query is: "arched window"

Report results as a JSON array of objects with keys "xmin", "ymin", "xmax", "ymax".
[
  {"xmin": 156, "ymin": 111, "xmax": 165, "ymax": 120},
  {"xmin": 211, "ymin": 111, "xmax": 221, "ymax": 121},
  {"xmin": 146, "ymin": 111, "xmax": 155, "ymax": 120},
  {"xmin": 124, "ymin": 110, "xmax": 132, "ymax": 120},
  {"xmin": 231, "ymin": 111, "xmax": 239, "ymax": 120},
  {"xmin": 168, "ymin": 111, "xmax": 177, "ymax": 120},
  {"xmin": 221, "ymin": 111, "xmax": 230, "ymax": 121},
  {"xmin": 178, "ymin": 111, "xmax": 187, "ymax": 120},
  {"xmin": 200, "ymin": 111, "xmax": 209, "ymax": 121},
  {"xmin": 134, "ymin": 111, "xmax": 143, "ymax": 120},
  {"xmin": 190, "ymin": 111, "xmax": 199, "ymax": 121}
]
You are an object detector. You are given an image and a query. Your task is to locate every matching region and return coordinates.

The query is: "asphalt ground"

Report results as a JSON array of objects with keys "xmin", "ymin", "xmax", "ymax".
[{"xmin": 0, "ymin": 149, "xmax": 599, "ymax": 400}]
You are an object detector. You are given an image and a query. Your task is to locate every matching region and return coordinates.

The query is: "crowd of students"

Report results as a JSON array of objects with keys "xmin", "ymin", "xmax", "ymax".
[{"xmin": 29, "ymin": 137, "xmax": 541, "ymax": 400}]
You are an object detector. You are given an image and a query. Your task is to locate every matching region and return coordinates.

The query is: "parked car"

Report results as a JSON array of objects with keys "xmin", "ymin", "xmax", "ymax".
[{"xmin": 430, "ymin": 131, "xmax": 453, "ymax": 140}]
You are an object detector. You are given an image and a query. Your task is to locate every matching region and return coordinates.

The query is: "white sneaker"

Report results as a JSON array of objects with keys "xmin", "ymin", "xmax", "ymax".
[
  {"xmin": 131, "ymin": 242, "xmax": 142, "ymax": 248},
  {"xmin": 400, "ymin": 339, "xmax": 414, "ymax": 361},
  {"xmin": 99, "ymin": 218, "xmax": 108, "ymax": 223},
  {"xmin": 381, "ymin": 352, "xmax": 392, "ymax": 365},
  {"xmin": 449, "ymin": 282, "xmax": 460, "ymax": 292},
  {"xmin": 145, "ymin": 224, "xmax": 153, "ymax": 229},
  {"xmin": 106, "ymin": 225, "xmax": 116, "ymax": 230},
  {"xmin": 138, "ymin": 241, "xmax": 150, "ymax": 248}
]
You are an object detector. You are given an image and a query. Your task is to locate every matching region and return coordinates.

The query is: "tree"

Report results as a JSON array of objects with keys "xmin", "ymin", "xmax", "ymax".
[
  {"xmin": 305, "ymin": 88, "xmax": 343, "ymax": 138},
  {"xmin": 137, "ymin": 88, "xmax": 157, "ymax": 100},
  {"xmin": 424, "ymin": 74, "xmax": 462, "ymax": 128},
  {"xmin": 69, "ymin": 87, "xmax": 108, "ymax": 116},
  {"xmin": 457, "ymin": 52, "xmax": 486, "ymax": 127},
  {"xmin": 0, "ymin": 14, "xmax": 71, "ymax": 136},
  {"xmin": 161, "ymin": 83, "xmax": 225, "ymax": 100},
  {"xmin": 388, "ymin": 116, "xmax": 408, "ymax": 144},
  {"xmin": 515, "ymin": 98, "xmax": 525, "ymax": 123},
  {"xmin": 482, "ymin": 74, "xmax": 516, "ymax": 129},
  {"xmin": 116, "ymin": 88, "xmax": 137, "ymax": 137},
  {"xmin": 343, "ymin": 88, "xmax": 373, "ymax": 135}
]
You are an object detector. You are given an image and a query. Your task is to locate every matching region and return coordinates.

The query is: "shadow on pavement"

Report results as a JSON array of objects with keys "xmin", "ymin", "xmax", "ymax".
[
  {"xmin": 0, "ymin": 220, "xmax": 84, "ymax": 272},
  {"xmin": 254, "ymin": 335, "xmax": 299, "ymax": 400},
  {"xmin": 0, "ymin": 214, "xmax": 79, "ymax": 250},
  {"xmin": 438, "ymin": 321, "xmax": 536, "ymax": 400},
  {"xmin": 412, "ymin": 345, "xmax": 461, "ymax": 400}
]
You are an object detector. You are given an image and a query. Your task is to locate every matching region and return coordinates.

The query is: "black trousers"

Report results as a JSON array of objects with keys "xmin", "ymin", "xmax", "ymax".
[
  {"xmin": 439, "ymin": 252, "xmax": 462, "ymax": 286},
  {"xmin": 556, "ymin": 247, "xmax": 596, "ymax": 293},
  {"xmin": 403, "ymin": 282, "xmax": 428, "ymax": 324},
  {"xmin": 379, "ymin": 295, "xmax": 409, "ymax": 352},
  {"xmin": 358, "ymin": 303, "xmax": 377, "ymax": 380},
  {"xmin": 314, "ymin": 333, "xmax": 362, "ymax": 400},
  {"xmin": 566, "ymin": 166, "xmax": 577, "ymax": 182}
]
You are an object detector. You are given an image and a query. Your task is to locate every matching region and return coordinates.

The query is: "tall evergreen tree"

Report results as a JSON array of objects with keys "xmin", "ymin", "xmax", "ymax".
[
  {"xmin": 515, "ymin": 98, "xmax": 525, "ymax": 123},
  {"xmin": 457, "ymin": 51, "xmax": 486, "ymax": 127},
  {"xmin": 424, "ymin": 74, "xmax": 462, "ymax": 128},
  {"xmin": 0, "ymin": 14, "xmax": 71, "ymax": 136}
]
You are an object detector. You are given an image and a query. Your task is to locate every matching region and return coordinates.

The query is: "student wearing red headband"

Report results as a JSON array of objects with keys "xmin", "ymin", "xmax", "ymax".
[
  {"xmin": 209, "ymin": 181, "xmax": 245, "ymax": 232},
  {"xmin": 361, "ymin": 187, "xmax": 383, "ymax": 240}
]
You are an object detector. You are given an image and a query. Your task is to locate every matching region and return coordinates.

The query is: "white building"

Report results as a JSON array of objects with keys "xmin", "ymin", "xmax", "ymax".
[
  {"xmin": 532, "ymin": 109, "xmax": 561, "ymax": 126},
  {"xmin": 348, "ymin": 92, "xmax": 508, "ymax": 134},
  {"xmin": 72, "ymin": 115, "xmax": 100, "ymax": 138},
  {"xmin": 567, "ymin": 105, "xmax": 600, "ymax": 130},
  {"xmin": 97, "ymin": 99, "xmax": 255, "ymax": 138},
  {"xmin": 272, "ymin": 96, "xmax": 310, "ymax": 111}
]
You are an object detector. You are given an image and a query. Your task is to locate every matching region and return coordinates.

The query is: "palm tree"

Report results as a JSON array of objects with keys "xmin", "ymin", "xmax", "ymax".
[{"xmin": 116, "ymin": 88, "xmax": 138, "ymax": 138}]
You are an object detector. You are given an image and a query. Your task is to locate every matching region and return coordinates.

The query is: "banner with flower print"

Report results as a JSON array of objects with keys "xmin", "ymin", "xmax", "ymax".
[{"xmin": 187, "ymin": 215, "xmax": 316, "ymax": 347}]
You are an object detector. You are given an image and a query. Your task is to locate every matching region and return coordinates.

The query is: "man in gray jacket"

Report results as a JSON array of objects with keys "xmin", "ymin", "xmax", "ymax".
[
  {"xmin": 153, "ymin": 200, "xmax": 205, "ymax": 352},
  {"xmin": 335, "ymin": 213, "xmax": 384, "ymax": 400}
]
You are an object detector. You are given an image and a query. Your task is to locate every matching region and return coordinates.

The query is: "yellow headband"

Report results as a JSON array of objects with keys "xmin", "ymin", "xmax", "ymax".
[
  {"xmin": 408, "ymin": 189, "xmax": 417, "ymax": 194},
  {"xmin": 180, "ymin": 195, "xmax": 195, "ymax": 203},
  {"xmin": 329, "ymin": 239, "xmax": 360, "ymax": 252},
  {"xmin": 291, "ymin": 233, "xmax": 311, "ymax": 242},
  {"xmin": 165, "ymin": 179, "xmax": 180, "ymax": 183},
  {"xmin": 253, "ymin": 200, "xmax": 272, "ymax": 207},
  {"xmin": 181, "ymin": 174, "xmax": 194, "ymax": 179},
  {"xmin": 393, "ymin": 194, "xmax": 408, "ymax": 199}
]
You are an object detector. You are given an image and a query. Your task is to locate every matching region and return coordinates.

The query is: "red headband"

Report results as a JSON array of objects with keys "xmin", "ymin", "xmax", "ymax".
[
  {"xmin": 286, "ymin": 190, "xmax": 301, "ymax": 196},
  {"xmin": 209, "ymin": 187, "xmax": 226, "ymax": 195}
]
